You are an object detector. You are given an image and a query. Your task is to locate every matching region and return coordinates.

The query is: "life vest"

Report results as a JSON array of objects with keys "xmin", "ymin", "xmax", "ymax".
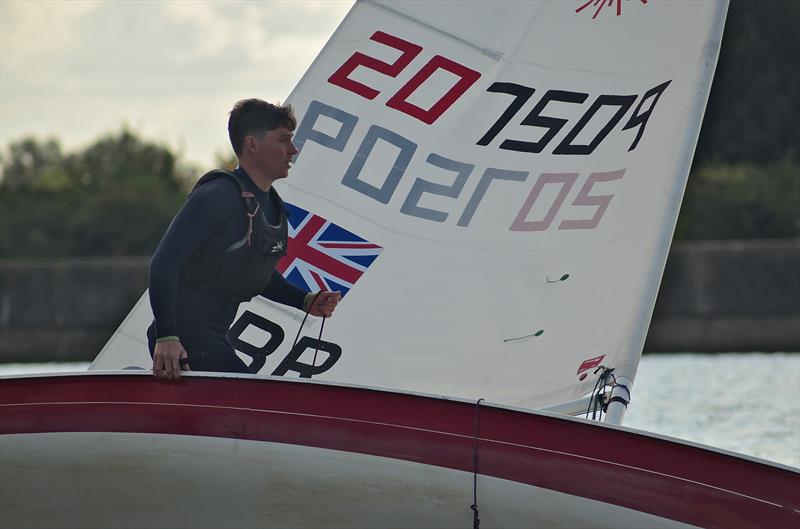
[{"xmin": 181, "ymin": 170, "xmax": 288, "ymax": 303}]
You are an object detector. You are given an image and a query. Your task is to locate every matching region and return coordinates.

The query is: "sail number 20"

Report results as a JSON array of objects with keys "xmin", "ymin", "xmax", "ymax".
[{"xmin": 328, "ymin": 31, "xmax": 481, "ymax": 125}]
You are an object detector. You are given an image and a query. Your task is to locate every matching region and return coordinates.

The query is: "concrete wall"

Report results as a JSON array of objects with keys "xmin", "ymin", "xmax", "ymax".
[
  {"xmin": 645, "ymin": 239, "xmax": 800, "ymax": 352},
  {"xmin": 1, "ymin": 240, "xmax": 798, "ymax": 362},
  {"xmin": 0, "ymin": 257, "xmax": 149, "ymax": 362}
]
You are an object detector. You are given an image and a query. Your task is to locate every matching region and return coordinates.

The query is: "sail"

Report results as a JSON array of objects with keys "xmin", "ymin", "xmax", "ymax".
[{"xmin": 92, "ymin": 0, "xmax": 728, "ymax": 410}]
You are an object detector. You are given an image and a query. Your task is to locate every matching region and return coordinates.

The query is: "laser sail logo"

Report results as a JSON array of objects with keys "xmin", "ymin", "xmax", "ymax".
[{"xmin": 576, "ymin": 0, "xmax": 649, "ymax": 20}]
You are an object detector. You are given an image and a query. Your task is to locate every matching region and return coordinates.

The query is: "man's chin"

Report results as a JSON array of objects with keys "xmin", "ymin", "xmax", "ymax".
[{"xmin": 270, "ymin": 171, "xmax": 289, "ymax": 181}]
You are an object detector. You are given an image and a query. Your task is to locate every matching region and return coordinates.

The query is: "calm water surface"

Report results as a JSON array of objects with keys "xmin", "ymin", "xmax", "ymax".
[
  {"xmin": 2, "ymin": 353, "xmax": 798, "ymax": 468},
  {"xmin": 624, "ymin": 352, "xmax": 799, "ymax": 468}
]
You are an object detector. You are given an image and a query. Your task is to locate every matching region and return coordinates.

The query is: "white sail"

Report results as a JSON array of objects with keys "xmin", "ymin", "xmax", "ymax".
[{"xmin": 92, "ymin": 0, "xmax": 728, "ymax": 411}]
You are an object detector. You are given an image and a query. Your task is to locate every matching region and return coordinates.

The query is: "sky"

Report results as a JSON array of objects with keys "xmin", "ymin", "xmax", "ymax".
[{"xmin": 0, "ymin": 0, "xmax": 354, "ymax": 169}]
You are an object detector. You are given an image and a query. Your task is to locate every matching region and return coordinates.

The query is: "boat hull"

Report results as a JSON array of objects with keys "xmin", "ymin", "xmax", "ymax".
[{"xmin": 1, "ymin": 372, "xmax": 798, "ymax": 528}]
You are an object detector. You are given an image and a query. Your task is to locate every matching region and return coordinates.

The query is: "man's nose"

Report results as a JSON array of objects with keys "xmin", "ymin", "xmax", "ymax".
[{"xmin": 289, "ymin": 141, "xmax": 299, "ymax": 156}]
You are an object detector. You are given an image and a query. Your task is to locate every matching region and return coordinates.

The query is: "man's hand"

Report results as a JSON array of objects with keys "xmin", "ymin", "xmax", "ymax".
[
  {"xmin": 307, "ymin": 291, "xmax": 341, "ymax": 318},
  {"xmin": 152, "ymin": 339, "xmax": 190, "ymax": 381}
]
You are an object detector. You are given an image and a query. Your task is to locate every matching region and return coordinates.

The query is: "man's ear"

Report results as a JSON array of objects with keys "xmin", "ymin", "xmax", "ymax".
[{"xmin": 243, "ymin": 135, "xmax": 257, "ymax": 153}]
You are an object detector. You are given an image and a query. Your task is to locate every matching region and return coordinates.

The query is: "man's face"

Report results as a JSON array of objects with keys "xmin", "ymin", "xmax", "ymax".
[{"xmin": 251, "ymin": 126, "xmax": 298, "ymax": 180}]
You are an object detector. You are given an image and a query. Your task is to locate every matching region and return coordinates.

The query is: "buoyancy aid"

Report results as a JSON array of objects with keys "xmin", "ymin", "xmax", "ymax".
[{"xmin": 181, "ymin": 170, "xmax": 288, "ymax": 303}]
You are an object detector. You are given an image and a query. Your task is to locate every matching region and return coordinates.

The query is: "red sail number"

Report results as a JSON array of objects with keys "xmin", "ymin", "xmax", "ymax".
[
  {"xmin": 328, "ymin": 31, "xmax": 422, "ymax": 100},
  {"xmin": 328, "ymin": 31, "xmax": 481, "ymax": 125}
]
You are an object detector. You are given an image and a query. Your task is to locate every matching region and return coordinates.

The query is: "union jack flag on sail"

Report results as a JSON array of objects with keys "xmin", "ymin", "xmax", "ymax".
[{"xmin": 277, "ymin": 203, "xmax": 383, "ymax": 297}]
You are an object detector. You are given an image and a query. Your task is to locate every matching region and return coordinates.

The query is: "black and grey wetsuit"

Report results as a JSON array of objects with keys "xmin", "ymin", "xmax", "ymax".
[{"xmin": 147, "ymin": 167, "xmax": 306, "ymax": 373}]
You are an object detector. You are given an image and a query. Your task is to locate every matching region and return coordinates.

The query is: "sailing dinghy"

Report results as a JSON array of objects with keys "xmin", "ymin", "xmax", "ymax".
[{"xmin": 2, "ymin": 1, "xmax": 798, "ymax": 527}]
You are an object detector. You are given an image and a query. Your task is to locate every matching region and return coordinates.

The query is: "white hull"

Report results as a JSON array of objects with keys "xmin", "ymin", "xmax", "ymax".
[
  {"xmin": 2, "ymin": 432, "xmax": 696, "ymax": 529},
  {"xmin": 1, "ymin": 372, "xmax": 798, "ymax": 528}
]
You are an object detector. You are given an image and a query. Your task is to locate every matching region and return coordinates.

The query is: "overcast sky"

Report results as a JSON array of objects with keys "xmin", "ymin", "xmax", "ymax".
[{"xmin": 1, "ymin": 0, "xmax": 354, "ymax": 169}]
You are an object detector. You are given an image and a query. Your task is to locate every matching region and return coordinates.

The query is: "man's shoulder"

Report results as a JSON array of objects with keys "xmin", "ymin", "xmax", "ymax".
[{"xmin": 189, "ymin": 172, "xmax": 241, "ymax": 202}]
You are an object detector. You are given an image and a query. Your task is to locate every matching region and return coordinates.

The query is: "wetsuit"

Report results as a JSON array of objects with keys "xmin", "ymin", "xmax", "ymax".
[{"xmin": 147, "ymin": 167, "xmax": 306, "ymax": 373}]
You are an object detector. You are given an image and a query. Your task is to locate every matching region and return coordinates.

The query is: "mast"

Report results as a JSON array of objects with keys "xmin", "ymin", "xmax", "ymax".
[{"xmin": 605, "ymin": 0, "xmax": 729, "ymax": 425}]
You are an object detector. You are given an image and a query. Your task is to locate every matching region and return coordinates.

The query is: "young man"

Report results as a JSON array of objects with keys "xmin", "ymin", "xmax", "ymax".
[{"xmin": 148, "ymin": 99, "xmax": 340, "ymax": 380}]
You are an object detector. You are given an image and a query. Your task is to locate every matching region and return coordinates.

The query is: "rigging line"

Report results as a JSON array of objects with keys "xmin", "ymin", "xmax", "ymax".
[
  {"xmin": 597, "ymin": 368, "xmax": 615, "ymax": 421},
  {"xmin": 585, "ymin": 366, "xmax": 614, "ymax": 421},
  {"xmin": 312, "ymin": 317, "xmax": 326, "ymax": 370},
  {"xmin": 292, "ymin": 292, "xmax": 324, "ymax": 367},
  {"xmin": 470, "ymin": 397, "xmax": 484, "ymax": 529},
  {"xmin": 363, "ymin": 0, "xmax": 503, "ymax": 61},
  {"xmin": 585, "ymin": 369, "xmax": 603, "ymax": 420},
  {"xmin": 291, "ymin": 299, "xmax": 314, "ymax": 349},
  {"xmin": 607, "ymin": 381, "xmax": 631, "ymax": 409}
]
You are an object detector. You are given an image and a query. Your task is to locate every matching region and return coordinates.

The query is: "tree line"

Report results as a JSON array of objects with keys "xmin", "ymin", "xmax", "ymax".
[
  {"xmin": 0, "ymin": 131, "xmax": 197, "ymax": 258},
  {"xmin": 1, "ymin": 0, "xmax": 797, "ymax": 259}
]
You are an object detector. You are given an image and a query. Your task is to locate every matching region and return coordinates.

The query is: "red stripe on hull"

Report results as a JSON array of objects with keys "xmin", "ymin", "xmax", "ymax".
[{"xmin": 1, "ymin": 374, "xmax": 798, "ymax": 528}]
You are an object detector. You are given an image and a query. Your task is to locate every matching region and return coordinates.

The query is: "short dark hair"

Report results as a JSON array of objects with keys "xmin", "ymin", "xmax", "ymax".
[{"xmin": 228, "ymin": 99, "xmax": 297, "ymax": 155}]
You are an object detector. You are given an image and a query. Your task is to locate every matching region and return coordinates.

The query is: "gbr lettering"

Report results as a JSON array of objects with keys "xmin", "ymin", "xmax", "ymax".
[{"xmin": 295, "ymin": 100, "xmax": 627, "ymax": 232}]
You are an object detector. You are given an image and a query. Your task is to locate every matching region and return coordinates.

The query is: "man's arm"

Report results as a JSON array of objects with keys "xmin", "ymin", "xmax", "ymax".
[
  {"xmin": 261, "ymin": 272, "xmax": 342, "ymax": 317},
  {"xmin": 260, "ymin": 270, "xmax": 307, "ymax": 310},
  {"xmin": 149, "ymin": 180, "xmax": 237, "ymax": 379}
]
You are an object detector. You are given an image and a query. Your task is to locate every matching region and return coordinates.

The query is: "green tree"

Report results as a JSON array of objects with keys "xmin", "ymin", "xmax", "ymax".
[
  {"xmin": 695, "ymin": 0, "xmax": 800, "ymax": 165},
  {"xmin": 1, "ymin": 137, "xmax": 67, "ymax": 190},
  {"xmin": 0, "ymin": 128, "xmax": 195, "ymax": 258},
  {"xmin": 677, "ymin": 158, "xmax": 800, "ymax": 240}
]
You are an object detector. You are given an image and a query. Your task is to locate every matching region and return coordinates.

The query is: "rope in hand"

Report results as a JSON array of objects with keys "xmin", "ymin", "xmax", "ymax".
[
  {"xmin": 292, "ymin": 291, "xmax": 326, "ymax": 369},
  {"xmin": 471, "ymin": 397, "xmax": 484, "ymax": 529}
]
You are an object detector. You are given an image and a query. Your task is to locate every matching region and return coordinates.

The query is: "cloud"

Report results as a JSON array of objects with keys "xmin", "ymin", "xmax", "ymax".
[
  {"xmin": 0, "ymin": 0, "xmax": 353, "ymax": 166},
  {"xmin": 0, "ymin": 1, "xmax": 100, "ymax": 72}
]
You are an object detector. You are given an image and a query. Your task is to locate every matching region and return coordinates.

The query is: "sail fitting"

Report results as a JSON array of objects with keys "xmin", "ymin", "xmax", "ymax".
[
  {"xmin": 584, "ymin": 366, "xmax": 631, "ymax": 423},
  {"xmin": 604, "ymin": 375, "xmax": 633, "ymax": 424}
]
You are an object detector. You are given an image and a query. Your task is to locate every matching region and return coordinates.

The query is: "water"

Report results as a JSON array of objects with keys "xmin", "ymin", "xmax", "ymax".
[
  {"xmin": 2, "ymin": 353, "xmax": 798, "ymax": 468},
  {"xmin": 624, "ymin": 352, "xmax": 799, "ymax": 469}
]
